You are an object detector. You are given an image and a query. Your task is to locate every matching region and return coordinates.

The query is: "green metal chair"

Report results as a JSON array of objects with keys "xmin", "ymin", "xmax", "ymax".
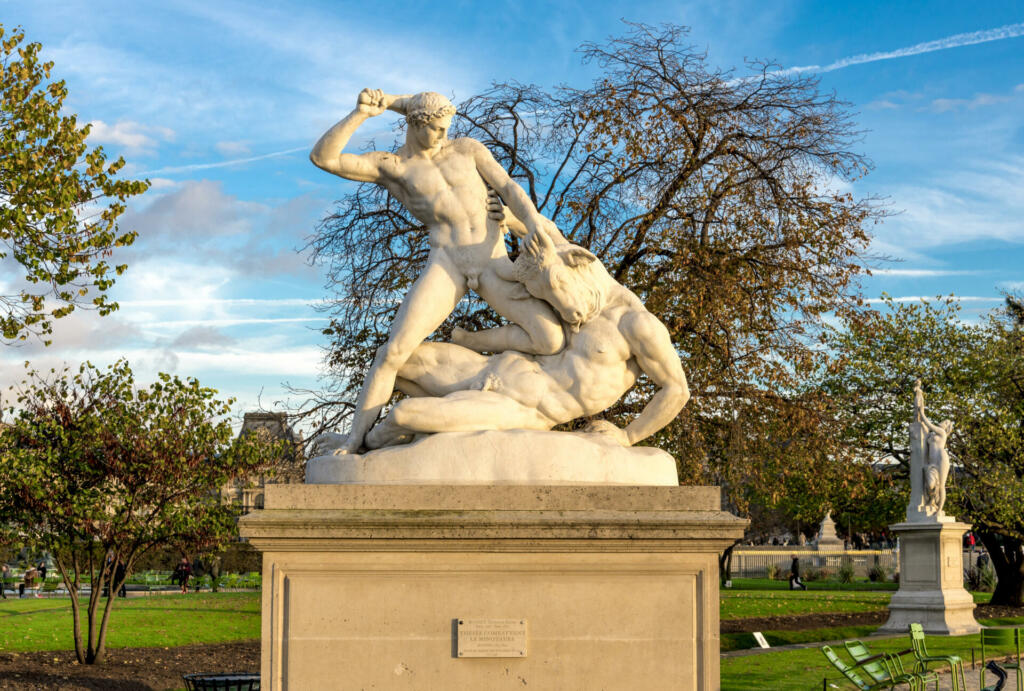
[
  {"xmin": 980, "ymin": 627, "xmax": 1022, "ymax": 691},
  {"xmin": 821, "ymin": 645, "xmax": 916, "ymax": 690},
  {"xmin": 845, "ymin": 639, "xmax": 938, "ymax": 691},
  {"xmin": 907, "ymin": 623, "xmax": 966, "ymax": 691}
]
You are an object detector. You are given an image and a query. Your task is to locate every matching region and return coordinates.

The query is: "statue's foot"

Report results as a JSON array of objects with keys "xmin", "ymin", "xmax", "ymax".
[{"xmin": 310, "ymin": 431, "xmax": 360, "ymax": 457}]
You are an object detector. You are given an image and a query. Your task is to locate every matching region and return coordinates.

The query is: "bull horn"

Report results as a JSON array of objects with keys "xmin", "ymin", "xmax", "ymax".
[{"xmin": 535, "ymin": 227, "xmax": 556, "ymax": 252}]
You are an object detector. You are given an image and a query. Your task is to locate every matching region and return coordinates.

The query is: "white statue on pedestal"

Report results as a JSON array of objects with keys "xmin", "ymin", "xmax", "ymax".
[
  {"xmin": 907, "ymin": 380, "xmax": 954, "ymax": 522},
  {"xmin": 307, "ymin": 87, "xmax": 690, "ymax": 484}
]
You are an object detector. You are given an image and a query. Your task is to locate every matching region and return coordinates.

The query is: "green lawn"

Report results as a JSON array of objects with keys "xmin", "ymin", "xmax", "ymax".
[
  {"xmin": 0, "ymin": 592, "xmax": 260, "ymax": 652},
  {"xmin": 721, "ymin": 625, "xmax": 1024, "ymax": 691},
  {"xmin": 722, "ymin": 579, "xmax": 992, "ymax": 620},
  {"xmin": 722, "ymin": 588, "xmax": 893, "ymax": 620}
]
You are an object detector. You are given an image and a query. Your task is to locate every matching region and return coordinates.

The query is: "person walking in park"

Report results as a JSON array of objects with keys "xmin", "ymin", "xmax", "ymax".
[
  {"xmin": 0, "ymin": 563, "xmax": 9, "ymax": 599},
  {"xmin": 172, "ymin": 556, "xmax": 192, "ymax": 594},
  {"xmin": 20, "ymin": 565, "xmax": 39, "ymax": 598},
  {"xmin": 789, "ymin": 554, "xmax": 807, "ymax": 590}
]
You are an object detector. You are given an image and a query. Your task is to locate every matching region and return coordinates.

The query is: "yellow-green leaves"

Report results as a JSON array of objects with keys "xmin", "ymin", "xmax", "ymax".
[{"xmin": 0, "ymin": 25, "xmax": 149, "ymax": 344}]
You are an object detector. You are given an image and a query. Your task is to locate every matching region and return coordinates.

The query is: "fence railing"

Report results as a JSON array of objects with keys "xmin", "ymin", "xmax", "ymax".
[
  {"xmin": 730, "ymin": 548, "xmax": 984, "ymax": 580},
  {"xmin": 730, "ymin": 549, "xmax": 898, "ymax": 579}
]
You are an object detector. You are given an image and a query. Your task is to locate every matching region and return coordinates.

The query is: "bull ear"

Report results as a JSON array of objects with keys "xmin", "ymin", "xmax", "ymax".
[
  {"xmin": 508, "ymin": 282, "xmax": 532, "ymax": 300},
  {"xmin": 561, "ymin": 246, "xmax": 597, "ymax": 268}
]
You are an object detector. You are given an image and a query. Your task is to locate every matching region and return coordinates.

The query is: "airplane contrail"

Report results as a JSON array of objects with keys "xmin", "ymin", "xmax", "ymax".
[
  {"xmin": 773, "ymin": 22, "xmax": 1024, "ymax": 78},
  {"xmin": 139, "ymin": 146, "xmax": 308, "ymax": 176}
]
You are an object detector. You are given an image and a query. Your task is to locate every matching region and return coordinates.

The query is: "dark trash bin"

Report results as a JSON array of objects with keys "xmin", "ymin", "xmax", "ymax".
[{"xmin": 182, "ymin": 673, "xmax": 260, "ymax": 691}]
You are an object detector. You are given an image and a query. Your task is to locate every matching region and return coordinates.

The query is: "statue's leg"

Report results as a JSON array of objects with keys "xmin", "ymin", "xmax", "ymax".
[
  {"xmin": 367, "ymin": 343, "xmax": 491, "ymax": 449},
  {"xmin": 395, "ymin": 341, "xmax": 490, "ymax": 394},
  {"xmin": 457, "ymin": 260, "xmax": 565, "ymax": 355},
  {"xmin": 364, "ymin": 414, "xmax": 416, "ymax": 449},
  {"xmin": 340, "ymin": 253, "xmax": 467, "ymax": 453},
  {"xmin": 390, "ymin": 390, "xmax": 553, "ymax": 434}
]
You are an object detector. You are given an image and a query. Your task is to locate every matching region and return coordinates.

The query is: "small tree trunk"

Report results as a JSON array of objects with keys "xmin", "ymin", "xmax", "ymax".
[
  {"xmin": 92, "ymin": 585, "xmax": 120, "ymax": 664},
  {"xmin": 980, "ymin": 532, "xmax": 1024, "ymax": 607},
  {"xmin": 55, "ymin": 549, "xmax": 87, "ymax": 664},
  {"xmin": 85, "ymin": 551, "xmax": 111, "ymax": 664}
]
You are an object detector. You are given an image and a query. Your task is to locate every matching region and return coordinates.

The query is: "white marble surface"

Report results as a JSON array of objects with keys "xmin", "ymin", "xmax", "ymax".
[
  {"xmin": 306, "ymin": 429, "xmax": 679, "ymax": 486},
  {"xmin": 906, "ymin": 380, "xmax": 955, "ymax": 522},
  {"xmin": 307, "ymin": 87, "xmax": 690, "ymax": 484}
]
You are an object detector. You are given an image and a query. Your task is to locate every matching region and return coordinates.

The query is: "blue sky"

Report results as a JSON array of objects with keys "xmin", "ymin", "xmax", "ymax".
[{"xmin": 1, "ymin": 1, "xmax": 1022, "ymax": 423}]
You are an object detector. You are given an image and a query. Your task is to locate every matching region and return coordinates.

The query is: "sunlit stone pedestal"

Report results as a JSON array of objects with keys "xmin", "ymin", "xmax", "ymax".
[
  {"xmin": 238, "ymin": 484, "xmax": 747, "ymax": 690},
  {"xmin": 878, "ymin": 521, "xmax": 980, "ymax": 635}
]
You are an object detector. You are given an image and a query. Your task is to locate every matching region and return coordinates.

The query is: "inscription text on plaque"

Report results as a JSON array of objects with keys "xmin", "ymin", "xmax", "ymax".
[{"xmin": 457, "ymin": 619, "xmax": 527, "ymax": 658}]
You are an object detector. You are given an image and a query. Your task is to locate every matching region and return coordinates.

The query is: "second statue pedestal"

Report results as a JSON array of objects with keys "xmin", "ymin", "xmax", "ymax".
[
  {"xmin": 878, "ymin": 521, "xmax": 980, "ymax": 635},
  {"xmin": 239, "ymin": 484, "xmax": 746, "ymax": 691}
]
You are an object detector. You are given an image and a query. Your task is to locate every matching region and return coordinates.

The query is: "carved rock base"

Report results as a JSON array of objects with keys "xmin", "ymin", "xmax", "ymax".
[
  {"xmin": 306, "ymin": 429, "xmax": 679, "ymax": 485},
  {"xmin": 878, "ymin": 521, "xmax": 980, "ymax": 635},
  {"xmin": 238, "ymin": 484, "xmax": 747, "ymax": 691}
]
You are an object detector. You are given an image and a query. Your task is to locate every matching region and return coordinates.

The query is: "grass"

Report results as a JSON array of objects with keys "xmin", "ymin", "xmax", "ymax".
[
  {"xmin": 727, "ymin": 578, "xmax": 899, "ymax": 592},
  {"xmin": 722, "ymin": 579, "xmax": 994, "ymax": 621},
  {"xmin": 0, "ymin": 592, "xmax": 260, "ymax": 652},
  {"xmin": 722, "ymin": 621, "xmax": 1024, "ymax": 691},
  {"xmin": 722, "ymin": 588, "xmax": 893, "ymax": 620}
]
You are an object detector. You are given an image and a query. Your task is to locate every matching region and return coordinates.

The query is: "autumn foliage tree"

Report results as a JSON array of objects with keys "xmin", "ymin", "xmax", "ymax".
[
  {"xmin": 300, "ymin": 23, "xmax": 885, "ymax": 518},
  {"xmin": 1, "ymin": 25, "xmax": 148, "ymax": 344},
  {"xmin": 0, "ymin": 360, "xmax": 286, "ymax": 664}
]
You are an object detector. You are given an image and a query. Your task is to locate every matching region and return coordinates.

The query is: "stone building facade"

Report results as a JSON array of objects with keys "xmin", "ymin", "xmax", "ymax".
[{"xmin": 221, "ymin": 412, "xmax": 304, "ymax": 513}]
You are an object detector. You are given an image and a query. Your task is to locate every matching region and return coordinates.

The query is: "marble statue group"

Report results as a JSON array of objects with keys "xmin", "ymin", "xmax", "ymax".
[{"xmin": 307, "ymin": 88, "xmax": 689, "ymax": 472}]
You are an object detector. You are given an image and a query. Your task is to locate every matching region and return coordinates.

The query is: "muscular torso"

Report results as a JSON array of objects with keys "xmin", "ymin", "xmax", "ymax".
[
  {"xmin": 486, "ymin": 296, "xmax": 642, "ymax": 423},
  {"xmin": 381, "ymin": 139, "xmax": 506, "ymax": 271}
]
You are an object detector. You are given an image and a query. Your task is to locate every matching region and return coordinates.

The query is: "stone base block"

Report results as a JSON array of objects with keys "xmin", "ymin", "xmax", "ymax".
[
  {"xmin": 306, "ymin": 430, "xmax": 679, "ymax": 486},
  {"xmin": 878, "ymin": 521, "xmax": 980, "ymax": 635},
  {"xmin": 238, "ymin": 485, "xmax": 747, "ymax": 691}
]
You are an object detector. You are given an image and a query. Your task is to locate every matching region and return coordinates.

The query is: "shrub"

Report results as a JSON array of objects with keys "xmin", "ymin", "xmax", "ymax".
[
  {"xmin": 837, "ymin": 562, "xmax": 855, "ymax": 584},
  {"xmin": 803, "ymin": 567, "xmax": 832, "ymax": 582},
  {"xmin": 766, "ymin": 563, "xmax": 781, "ymax": 580},
  {"xmin": 967, "ymin": 564, "xmax": 997, "ymax": 592},
  {"xmin": 981, "ymin": 562, "xmax": 997, "ymax": 592},
  {"xmin": 868, "ymin": 564, "xmax": 890, "ymax": 582}
]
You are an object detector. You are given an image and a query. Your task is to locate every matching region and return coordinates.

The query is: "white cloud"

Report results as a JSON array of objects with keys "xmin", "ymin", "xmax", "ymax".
[
  {"xmin": 119, "ymin": 297, "xmax": 317, "ymax": 308},
  {"xmin": 864, "ymin": 295, "xmax": 1003, "ymax": 304},
  {"xmin": 122, "ymin": 180, "xmax": 265, "ymax": 242},
  {"xmin": 875, "ymin": 157, "xmax": 1024, "ymax": 250},
  {"xmin": 930, "ymin": 92, "xmax": 1011, "ymax": 113},
  {"xmin": 866, "ymin": 99, "xmax": 901, "ymax": 110},
  {"xmin": 871, "ymin": 268, "xmax": 984, "ymax": 277},
  {"xmin": 168, "ymin": 325, "xmax": 237, "ymax": 349},
  {"xmin": 216, "ymin": 140, "xmax": 252, "ymax": 157},
  {"xmin": 88, "ymin": 119, "xmax": 174, "ymax": 153},
  {"xmin": 147, "ymin": 177, "xmax": 178, "ymax": 190},
  {"xmin": 144, "ymin": 317, "xmax": 324, "ymax": 329}
]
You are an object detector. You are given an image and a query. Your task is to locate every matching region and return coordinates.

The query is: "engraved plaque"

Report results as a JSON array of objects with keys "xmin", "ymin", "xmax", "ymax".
[{"xmin": 457, "ymin": 619, "xmax": 527, "ymax": 658}]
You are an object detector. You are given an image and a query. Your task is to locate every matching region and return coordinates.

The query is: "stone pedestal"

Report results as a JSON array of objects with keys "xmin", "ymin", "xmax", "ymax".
[
  {"xmin": 878, "ymin": 521, "xmax": 979, "ymax": 635},
  {"xmin": 238, "ymin": 484, "xmax": 747, "ymax": 691}
]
